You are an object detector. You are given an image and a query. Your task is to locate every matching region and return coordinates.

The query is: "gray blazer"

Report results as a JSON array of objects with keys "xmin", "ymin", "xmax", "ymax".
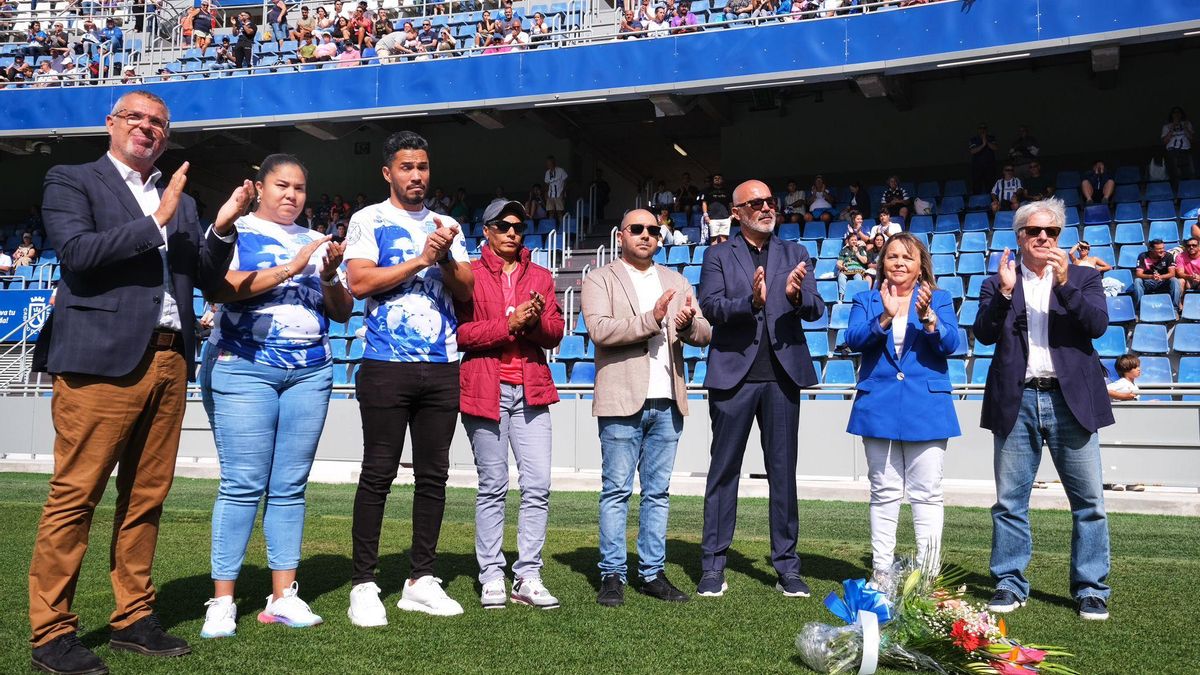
[{"xmin": 581, "ymin": 260, "xmax": 712, "ymax": 417}]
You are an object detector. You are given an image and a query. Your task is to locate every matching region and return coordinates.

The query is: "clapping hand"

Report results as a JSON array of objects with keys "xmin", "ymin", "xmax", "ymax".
[
  {"xmin": 915, "ymin": 282, "xmax": 936, "ymax": 332},
  {"xmin": 421, "ymin": 216, "xmax": 460, "ymax": 266},
  {"xmin": 289, "ymin": 235, "xmax": 333, "ymax": 277},
  {"xmin": 879, "ymin": 280, "xmax": 904, "ymax": 322},
  {"xmin": 653, "ymin": 288, "xmax": 677, "ymax": 323},
  {"xmin": 153, "ymin": 161, "xmax": 190, "ymax": 229},
  {"xmin": 998, "ymin": 247, "xmax": 1017, "ymax": 295},
  {"xmin": 213, "ymin": 177, "xmax": 254, "ymax": 236},
  {"xmin": 508, "ymin": 295, "xmax": 542, "ymax": 334},
  {"xmin": 673, "ymin": 293, "xmax": 696, "ymax": 330},
  {"xmin": 751, "ymin": 266, "xmax": 766, "ymax": 310},
  {"xmin": 785, "ymin": 261, "xmax": 808, "ymax": 305},
  {"xmin": 1046, "ymin": 247, "xmax": 1070, "ymax": 286},
  {"xmin": 320, "ymin": 240, "xmax": 346, "ymax": 282}
]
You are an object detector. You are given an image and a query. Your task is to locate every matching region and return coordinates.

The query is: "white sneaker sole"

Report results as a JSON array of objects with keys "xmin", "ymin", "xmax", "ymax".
[
  {"xmin": 988, "ymin": 601, "xmax": 1025, "ymax": 614},
  {"xmin": 257, "ymin": 611, "xmax": 323, "ymax": 628},
  {"xmin": 511, "ymin": 594, "xmax": 559, "ymax": 610},
  {"xmin": 697, "ymin": 582, "xmax": 728, "ymax": 597},
  {"xmin": 347, "ymin": 607, "xmax": 388, "ymax": 627},
  {"xmin": 1079, "ymin": 610, "xmax": 1109, "ymax": 621},
  {"xmin": 775, "ymin": 583, "xmax": 811, "ymax": 598},
  {"xmin": 199, "ymin": 626, "xmax": 236, "ymax": 639},
  {"xmin": 481, "ymin": 597, "xmax": 507, "ymax": 610},
  {"xmin": 396, "ymin": 598, "xmax": 464, "ymax": 616}
]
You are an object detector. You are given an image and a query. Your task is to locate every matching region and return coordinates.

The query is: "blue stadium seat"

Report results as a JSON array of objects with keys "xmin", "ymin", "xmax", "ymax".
[
  {"xmin": 1064, "ymin": 208, "xmax": 1081, "ymax": 227},
  {"xmin": 1113, "ymin": 202, "xmax": 1143, "ymax": 223},
  {"xmin": 347, "ymin": 339, "xmax": 364, "ymax": 360},
  {"xmin": 989, "ymin": 230, "xmax": 1016, "ymax": 251},
  {"xmin": 1093, "ymin": 326, "xmax": 1127, "ymax": 357},
  {"xmin": 333, "ymin": 364, "xmax": 354, "ymax": 387},
  {"xmin": 917, "ymin": 181, "xmax": 941, "ymax": 199},
  {"xmin": 987, "ymin": 251, "xmax": 1004, "ymax": 274},
  {"xmin": 814, "ymin": 259, "xmax": 837, "ymax": 279},
  {"xmin": 958, "ymin": 300, "xmax": 979, "ymax": 326},
  {"xmin": 818, "ymin": 281, "xmax": 840, "ymax": 304},
  {"xmin": 573, "ymin": 313, "xmax": 588, "ymax": 335},
  {"xmin": 549, "ymin": 362, "xmax": 567, "ymax": 385},
  {"xmin": 1113, "ymin": 222, "xmax": 1144, "ymax": 245},
  {"xmin": 932, "ymin": 254, "xmax": 955, "ymax": 276},
  {"xmin": 192, "ymin": 297, "xmax": 206, "ymax": 317},
  {"xmin": 1115, "ymin": 165, "xmax": 1141, "ymax": 185},
  {"xmin": 1145, "ymin": 182, "xmax": 1175, "ymax": 202},
  {"xmin": 937, "ymin": 196, "xmax": 964, "ymax": 215},
  {"xmin": 330, "ymin": 338, "xmax": 348, "ymax": 361},
  {"xmin": 970, "ymin": 358, "xmax": 992, "ymax": 384},
  {"xmin": 946, "ymin": 359, "xmax": 967, "ymax": 385},
  {"xmin": 1147, "ymin": 201, "xmax": 1177, "ymax": 221},
  {"xmin": 1082, "ymin": 224, "xmax": 1112, "ymax": 246},
  {"xmin": 568, "ymin": 362, "xmax": 596, "ymax": 385},
  {"xmin": 1138, "ymin": 356, "xmax": 1172, "ymax": 385},
  {"xmin": 1059, "ymin": 191, "xmax": 1081, "ymax": 208},
  {"xmin": 524, "ymin": 234, "xmax": 544, "ymax": 250},
  {"xmin": 667, "ymin": 246, "xmax": 690, "ymax": 266},
  {"xmin": 1139, "ymin": 295, "xmax": 1177, "ymax": 323},
  {"xmin": 1057, "ymin": 226, "xmax": 1080, "ymax": 248},
  {"xmin": 652, "ymin": 248, "xmax": 666, "ymax": 265},
  {"xmin": 1116, "ymin": 245, "xmax": 1142, "ymax": 269},
  {"xmin": 1091, "ymin": 246, "xmax": 1116, "ymax": 267},
  {"xmin": 817, "ymin": 359, "xmax": 857, "ymax": 400},
  {"xmin": 1179, "ymin": 179, "xmax": 1200, "ymax": 200},
  {"xmin": 683, "ymin": 343, "xmax": 707, "ymax": 362},
  {"xmin": 1103, "ymin": 269, "xmax": 1133, "ymax": 295},
  {"xmin": 949, "ymin": 328, "xmax": 968, "ymax": 357},
  {"xmin": 963, "ymin": 212, "xmax": 990, "ymax": 232},
  {"xmin": 942, "ymin": 179, "xmax": 967, "ymax": 197},
  {"xmin": 683, "ymin": 265, "xmax": 702, "ymax": 286},
  {"xmin": 966, "ymin": 274, "xmax": 986, "ymax": 299},
  {"xmin": 934, "ymin": 215, "xmax": 960, "ymax": 233},
  {"xmin": 819, "ymin": 239, "xmax": 842, "ymax": 259},
  {"xmin": 802, "ymin": 312, "xmax": 829, "ymax": 330},
  {"xmin": 908, "ymin": 215, "xmax": 933, "ymax": 234},
  {"xmin": 1184, "ymin": 294, "xmax": 1200, "ymax": 321},
  {"xmin": 1148, "ymin": 221, "xmax": 1181, "ymax": 243},
  {"xmin": 537, "ymin": 218, "xmax": 557, "ymax": 233},
  {"xmin": 557, "ymin": 335, "xmax": 589, "ymax": 360},
  {"xmin": 1173, "ymin": 323, "xmax": 1200, "ymax": 354},
  {"xmin": 1106, "ymin": 295, "xmax": 1135, "ymax": 323},
  {"xmin": 930, "ymin": 233, "xmax": 957, "ymax": 255},
  {"xmin": 778, "ymin": 222, "xmax": 801, "ymax": 241},
  {"xmin": 804, "ymin": 331, "xmax": 830, "ymax": 358},
  {"xmin": 1178, "ymin": 357, "xmax": 1200, "ymax": 384},
  {"xmin": 1056, "ymin": 170, "xmax": 1081, "ymax": 189},
  {"xmin": 965, "ymin": 195, "xmax": 992, "ymax": 213},
  {"xmin": 829, "ymin": 302, "xmax": 852, "ymax": 330},
  {"xmin": 937, "ymin": 276, "xmax": 964, "ymax": 300},
  {"xmin": 959, "ymin": 231, "xmax": 986, "ymax": 253},
  {"xmin": 802, "ymin": 222, "xmax": 827, "ymax": 240},
  {"xmin": 690, "ymin": 361, "xmax": 706, "ymax": 385},
  {"xmin": 1114, "ymin": 184, "xmax": 1140, "ymax": 204},
  {"xmin": 843, "ymin": 279, "xmax": 870, "ymax": 300},
  {"xmin": 957, "ymin": 253, "xmax": 985, "ymax": 276},
  {"xmin": 1083, "ymin": 204, "xmax": 1111, "ymax": 226},
  {"xmin": 691, "ymin": 245, "xmax": 708, "ymax": 264},
  {"xmin": 908, "ymin": 233, "xmax": 930, "ymax": 250},
  {"xmin": 1131, "ymin": 323, "xmax": 1169, "ymax": 354}
]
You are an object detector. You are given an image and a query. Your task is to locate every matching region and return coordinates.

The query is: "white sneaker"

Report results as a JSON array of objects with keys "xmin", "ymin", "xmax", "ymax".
[
  {"xmin": 200, "ymin": 596, "xmax": 237, "ymax": 638},
  {"xmin": 348, "ymin": 582, "xmax": 388, "ymax": 627},
  {"xmin": 480, "ymin": 578, "xmax": 507, "ymax": 609},
  {"xmin": 397, "ymin": 576, "xmax": 464, "ymax": 617},
  {"xmin": 511, "ymin": 577, "xmax": 560, "ymax": 610},
  {"xmin": 258, "ymin": 581, "xmax": 323, "ymax": 628}
]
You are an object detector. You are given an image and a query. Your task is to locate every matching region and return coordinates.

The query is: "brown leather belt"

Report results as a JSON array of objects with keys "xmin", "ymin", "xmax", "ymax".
[{"xmin": 150, "ymin": 330, "xmax": 183, "ymax": 351}]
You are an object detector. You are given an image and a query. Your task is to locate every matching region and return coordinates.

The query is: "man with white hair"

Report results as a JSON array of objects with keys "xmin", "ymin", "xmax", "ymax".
[{"xmin": 973, "ymin": 198, "xmax": 1113, "ymax": 622}]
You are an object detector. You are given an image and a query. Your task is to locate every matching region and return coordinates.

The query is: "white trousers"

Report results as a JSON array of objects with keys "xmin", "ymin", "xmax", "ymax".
[{"xmin": 863, "ymin": 437, "xmax": 947, "ymax": 573}]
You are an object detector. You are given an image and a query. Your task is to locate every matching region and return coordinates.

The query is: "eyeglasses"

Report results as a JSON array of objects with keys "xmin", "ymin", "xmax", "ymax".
[
  {"xmin": 112, "ymin": 109, "xmax": 169, "ymax": 133},
  {"xmin": 1021, "ymin": 226, "xmax": 1061, "ymax": 238},
  {"xmin": 625, "ymin": 224, "xmax": 662, "ymax": 238},
  {"xmin": 734, "ymin": 197, "xmax": 777, "ymax": 211},
  {"xmin": 1187, "ymin": 244, "xmax": 1200, "ymax": 249},
  {"xmin": 487, "ymin": 220, "xmax": 527, "ymax": 234}
]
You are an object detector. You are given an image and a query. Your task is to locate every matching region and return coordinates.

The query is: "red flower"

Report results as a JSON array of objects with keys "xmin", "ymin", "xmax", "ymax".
[
  {"xmin": 1003, "ymin": 646, "xmax": 1047, "ymax": 665},
  {"xmin": 950, "ymin": 620, "xmax": 984, "ymax": 652}
]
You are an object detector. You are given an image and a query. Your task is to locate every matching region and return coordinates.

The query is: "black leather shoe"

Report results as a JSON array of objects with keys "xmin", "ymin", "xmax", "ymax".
[
  {"xmin": 638, "ymin": 574, "xmax": 689, "ymax": 603},
  {"xmin": 596, "ymin": 574, "xmax": 625, "ymax": 607},
  {"xmin": 31, "ymin": 632, "xmax": 108, "ymax": 675},
  {"xmin": 109, "ymin": 615, "xmax": 191, "ymax": 657}
]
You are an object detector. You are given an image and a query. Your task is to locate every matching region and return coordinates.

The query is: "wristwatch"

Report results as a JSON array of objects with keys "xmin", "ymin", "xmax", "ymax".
[{"xmin": 321, "ymin": 276, "xmax": 339, "ymax": 287}]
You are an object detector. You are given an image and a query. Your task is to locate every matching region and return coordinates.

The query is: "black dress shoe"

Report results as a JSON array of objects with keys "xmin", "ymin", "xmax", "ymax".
[
  {"xmin": 109, "ymin": 615, "xmax": 191, "ymax": 657},
  {"xmin": 31, "ymin": 632, "xmax": 108, "ymax": 675},
  {"xmin": 596, "ymin": 574, "xmax": 625, "ymax": 607},
  {"xmin": 638, "ymin": 574, "xmax": 689, "ymax": 603}
]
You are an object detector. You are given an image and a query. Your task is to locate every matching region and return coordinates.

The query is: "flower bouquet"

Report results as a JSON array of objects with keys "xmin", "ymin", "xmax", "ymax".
[{"xmin": 795, "ymin": 560, "xmax": 1078, "ymax": 674}]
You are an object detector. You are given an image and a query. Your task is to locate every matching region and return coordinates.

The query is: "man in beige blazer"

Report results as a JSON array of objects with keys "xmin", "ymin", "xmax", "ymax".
[{"xmin": 581, "ymin": 208, "xmax": 712, "ymax": 608}]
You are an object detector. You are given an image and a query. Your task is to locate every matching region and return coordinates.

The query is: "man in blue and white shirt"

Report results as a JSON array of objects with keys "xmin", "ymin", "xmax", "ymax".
[
  {"xmin": 991, "ymin": 164, "xmax": 1023, "ymax": 214},
  {"xmin": 343, "ymin": 131, "xmax": 474, "ymax": 623}
]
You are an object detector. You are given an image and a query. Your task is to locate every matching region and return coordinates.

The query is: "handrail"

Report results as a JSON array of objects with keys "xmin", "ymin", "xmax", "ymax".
[
  {"xmin": 608, "ymin": 225, "xmax": 618, "ymax": 265},
  {"xmin": 593, "ymin": 244, "xmax": 605, "ymax": 268},
  {"xmin": 562, "ymin": 286, "xmax": 575, "ymax": 333},
  {"xmin": 0, "ymin": 301, "xmax": 52, "ymax": 391},
  {"xmin": 545, "ymin": 227, "xmax": 558, "ymax": 274}
]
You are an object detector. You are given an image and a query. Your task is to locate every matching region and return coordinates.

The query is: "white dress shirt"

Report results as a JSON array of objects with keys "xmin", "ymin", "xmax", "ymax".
[
  {"xmin": 621, "ymin": 260, "xmax": 673, "ymax": 399},
  {"xmin": 1020, "ymin": 263, "xmax": 1056, "ymax": 379}
]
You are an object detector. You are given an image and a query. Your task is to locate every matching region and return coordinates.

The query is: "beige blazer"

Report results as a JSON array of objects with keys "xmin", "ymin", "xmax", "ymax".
[{"xmin": 581, "ymin": 260, "xmax": 712, "ymax": 417}]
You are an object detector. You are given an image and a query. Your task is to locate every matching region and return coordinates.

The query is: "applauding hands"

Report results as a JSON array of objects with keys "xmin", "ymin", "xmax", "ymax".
[
  {"xmin": 509, "ymin": 290, "xmax": 546, "ymax": 334},
  {"xmin": 420, "ymin": 216, "xmax": 460, "ymax": 267}
]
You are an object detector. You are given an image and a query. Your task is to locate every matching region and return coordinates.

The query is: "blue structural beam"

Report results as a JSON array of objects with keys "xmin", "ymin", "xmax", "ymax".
[{"xmin": 1, "ymin": 0, "xmax": 1197, "ymax": 135}]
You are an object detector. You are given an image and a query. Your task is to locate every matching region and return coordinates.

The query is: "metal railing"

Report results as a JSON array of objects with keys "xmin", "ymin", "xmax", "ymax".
[{"xmin": 0, "ymin": 300, "xmax": 51, "ymax": 391}]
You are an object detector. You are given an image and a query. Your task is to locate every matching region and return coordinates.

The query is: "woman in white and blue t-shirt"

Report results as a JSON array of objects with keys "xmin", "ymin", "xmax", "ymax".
[{"xmin": 198, "ymin": 154, "xmax": 353, "ymax": 638}]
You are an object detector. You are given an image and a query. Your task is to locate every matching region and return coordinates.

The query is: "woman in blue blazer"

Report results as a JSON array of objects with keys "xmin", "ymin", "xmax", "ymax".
[{"xmin": 845, "ymin": 232, "xmax": 960, "ymax": 577}]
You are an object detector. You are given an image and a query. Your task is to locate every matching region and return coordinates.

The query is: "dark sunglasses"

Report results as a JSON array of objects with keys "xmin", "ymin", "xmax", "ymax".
[
  {"xmin": 487, "ymin": 220, "xmax": 527, "ymax": 234},
  {"xmin": 1021, "ymin": 226, "xmax": 1061, "ymax": 238},
  {"xmin": 734, "ymin": 197, "xmax": 777, "ymax": 211},
  {"xmin": 1187, "ymin": 244, "xmax": 1200, "ymax": 249},
  {"xmin": 1078, "ymin": 245, "xmax": 1090, "ymax": 251},
  {"xmin": 625, "ymin": 224, "xmax": 662, "ymax": 238}
]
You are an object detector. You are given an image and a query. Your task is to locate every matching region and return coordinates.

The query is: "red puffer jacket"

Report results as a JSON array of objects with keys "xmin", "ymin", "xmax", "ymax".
[{"xmin": 457, "ymin": 244, "xmax": 564, "ymax": 421}]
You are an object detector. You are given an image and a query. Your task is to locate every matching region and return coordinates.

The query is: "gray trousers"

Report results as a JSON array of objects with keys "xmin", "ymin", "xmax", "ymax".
[{"xmin": 463, "ymin": 384, "xmax": 553, "ymax": 584}]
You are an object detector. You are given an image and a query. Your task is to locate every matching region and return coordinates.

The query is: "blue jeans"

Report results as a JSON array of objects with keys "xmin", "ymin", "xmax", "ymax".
[
  {"xmin": 200, "ymin": 349, "xmax": 333, "ymax": 580},
  {"xmin": 1132, "ymin": 276, "xmax": 1181, "ymax": 309},
  {"xmin": 598, "ymin": 400, "xmax": 683, "ymax": 582},
  {"xmin": 990, "ymin": 388, "xmax": 1111, "ymax": 602}
]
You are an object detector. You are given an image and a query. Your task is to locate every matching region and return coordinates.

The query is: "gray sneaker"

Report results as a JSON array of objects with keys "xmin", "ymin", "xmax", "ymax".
[
  {"xmin": 480, "ymin": 578, "xmax": 507, "ymax": 609},
  {"xmin": 512, "ymin": 577, "xmax": 559, "ymax": 609}
]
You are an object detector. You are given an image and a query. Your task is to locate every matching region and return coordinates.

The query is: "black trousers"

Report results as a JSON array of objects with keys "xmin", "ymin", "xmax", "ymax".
[
  {"xmin": 351, "ymin": 360, "xmax": 460, "ymax": 583},
  {"xmin": 233, "ymin": 44, "xmax": 252, "ymax": 68}
]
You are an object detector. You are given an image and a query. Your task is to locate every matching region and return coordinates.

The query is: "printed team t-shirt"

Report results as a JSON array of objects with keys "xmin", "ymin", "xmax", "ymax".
[
  {"xmin": 343, "ymin": 200, "xmax": 469, "ymax": 363},
  {"xmin": 211, "ymin": 213, "xmax": 336, "ymax": 368}
]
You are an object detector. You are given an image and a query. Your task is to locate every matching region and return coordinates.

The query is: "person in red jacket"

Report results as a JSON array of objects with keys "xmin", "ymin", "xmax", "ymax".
[{"xmin": 457, "ymin": 198, "xmax": 565, "ymax": 610}]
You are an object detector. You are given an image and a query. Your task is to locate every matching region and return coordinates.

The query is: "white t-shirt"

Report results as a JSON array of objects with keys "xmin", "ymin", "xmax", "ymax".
[
  {"xmin": 810, "ymin": 187, "xmax": 832, "ymax": 210},
  {"xmin": 343, "ymin": 201, "xmax": 469, "ymax": 363},
  {"xmin": 654, "ymin": 190, "xmax": 674, "ymax": 208},
  {"xmin": 1107, "ymin": 377, "xmax": 1139, "ymax": 400},
  {"xmin": 868, "ymin": 222, "xmax": 902, "ymax": 239},
  {"xmin": 504, "ymin": 30, "xmax": 530, "ymax": 48},
  {"xmin": 545, "ymin": 166, "xmax": 568, "ymax": 199},
  {"xmin": 645, "ymin": 18, "xmax": 670, "ymax": 36},
  {"xmin": 0, "ymin": 252, "xmax": 12, "ymax": 270},
  {"xmin": 1163, "ymin": 121, "xmax": 1194, "ymax": 151},
  {"xmin": 620, "ymin": 260, "xmax": 673, "ymax": 399}
]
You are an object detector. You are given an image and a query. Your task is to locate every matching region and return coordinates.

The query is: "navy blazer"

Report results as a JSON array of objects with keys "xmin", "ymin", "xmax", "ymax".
[
  {"xmin": 698, "ymin": 232, "xmax": 824, "ymax": 390},
  {"xmin": 38, "ymin": 156, "xmax": 236, "ymax": 380},
  {"xmin": 845, "ymin": 287, "xmax": 961, "ymax": 442},
  {"xmin": 973, "ymin": 264, "xmax": 1114, "ymax": 436}
]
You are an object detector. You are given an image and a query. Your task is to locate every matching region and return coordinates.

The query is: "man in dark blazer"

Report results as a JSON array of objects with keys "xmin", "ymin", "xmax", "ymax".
[
  {"xmin": 696, "ymin": 179, "xmax": 824, "ymax": 599},
  {"xmin": 973, "ymin": 198, "xmax": 1114, "ymax": 622},
  {"xmin": 28, "ymin": 90, "xmax": 247, "ymax": 675}
]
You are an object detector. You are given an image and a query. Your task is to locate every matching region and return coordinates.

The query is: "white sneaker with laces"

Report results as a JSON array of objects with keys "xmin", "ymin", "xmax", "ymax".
[
  {"xmin": 258, "ymin": 581, "xmax": 323, "ymax": 628},
  {"xmin": 480, "ymin": 578, "xmax": 507, "ymax": 609},
  {"xmin": 397, "ymin": 576, "xmax": 464, "ymax": 616},
  {"xmin": 511, "ymin": 577, "xmax": 559, "ymax": 609},
  {"xmin": 200, "ymin": 596, "xmax": 237, "ymax": 638},
  {"xmin": 348, "ymin": 581, "xmax": 389, "ymax": 627}
]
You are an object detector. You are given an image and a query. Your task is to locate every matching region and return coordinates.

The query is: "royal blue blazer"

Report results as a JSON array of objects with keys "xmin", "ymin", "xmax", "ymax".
[{"xmin": 845, "ymin": 287, "xmax": 962, "ymax": 442}]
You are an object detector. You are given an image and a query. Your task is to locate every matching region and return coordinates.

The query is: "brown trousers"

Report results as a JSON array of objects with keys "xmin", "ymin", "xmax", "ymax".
[{"xmin": 28, "ymin": 347, "xmax": 187, "ymax": 647}]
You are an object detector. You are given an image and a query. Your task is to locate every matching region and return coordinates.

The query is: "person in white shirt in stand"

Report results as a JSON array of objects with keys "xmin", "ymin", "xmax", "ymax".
[
  {"xmin": 0, "ymin": 247, "xmax": 12, "ymax": 276},
  {"xmin": 867, "ymin": 210, "xmax": 901, "ymax": 241},
  {"xmin": 503, "ymin": 17, "xmax": 530, "ymax": 50},
  {"xmin": 990, "ymin": 164, "xmax": 1023, "ymax": 215},
  {"xmin": 1104, "ymin": 353, "xmax": 1144, "ymax": 492},
  {"xmin": 543, "ymin": 155, "xmax": 568, "ymax": 224},
  {"xmin": 1162, "ymin": 106, "xmax": 1195, "ymax": 183},
  {"xmin": 645, "ymin": 4, "xmax": 670, "ymax": 37}
]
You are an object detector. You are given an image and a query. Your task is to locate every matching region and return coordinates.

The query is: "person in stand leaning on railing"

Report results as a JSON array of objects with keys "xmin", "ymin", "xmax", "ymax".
[{"xmin": 845, "ymin": 232, "xmax": 959, "ymax": 582}]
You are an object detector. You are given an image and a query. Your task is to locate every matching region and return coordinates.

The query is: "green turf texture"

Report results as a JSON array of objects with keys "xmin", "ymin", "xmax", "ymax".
[{"xmin": 0, "ymin": 472, "xmax": 1195, "ymax": 674}]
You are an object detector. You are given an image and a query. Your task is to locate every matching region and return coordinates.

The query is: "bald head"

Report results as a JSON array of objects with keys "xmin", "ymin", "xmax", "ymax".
[
  {"xmin": 732, "ymin": 180, "xmax": 770, "ymax": 204},
  {"xmin": 622, "ymin": 209, "xmax": 655, "ymax": 229},
  {"xmin": 731, "ymin": 179, "xmax": 776, "ymax": 235},
  {"xmin": 619, "ymin": 208, "xmax": 661, "ymax": 269}
]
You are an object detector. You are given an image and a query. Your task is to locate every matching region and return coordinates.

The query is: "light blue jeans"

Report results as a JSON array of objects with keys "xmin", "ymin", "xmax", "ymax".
[
  {"xmin": 990, "ymin": 388, "xmax": 1111, "ymax": 602},
  {"xmin": 200, "ymin": 348, "xmax": 333, "ymax": 580},
  {"xmin": 597, "ymin": 400, "xmax": 683, "ymax": 582},
  {"xmin": 463, "ymin": 384, "xmax": 553, "ymax": 584}
]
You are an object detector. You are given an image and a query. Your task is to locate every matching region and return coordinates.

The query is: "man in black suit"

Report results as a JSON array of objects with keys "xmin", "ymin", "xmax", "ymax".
[{"xmin": 28, "ymin": 90, "xmax": 250, "ymax": 675}]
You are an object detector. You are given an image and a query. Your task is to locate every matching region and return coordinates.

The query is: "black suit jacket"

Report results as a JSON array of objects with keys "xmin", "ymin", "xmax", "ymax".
[
  {"xmin": 37, "ymin": 156, "xmax": 236, "ymax": 380},
  {"xmin": 973, "ymin": 264, "xmax": 1114, "ymax": 437}
]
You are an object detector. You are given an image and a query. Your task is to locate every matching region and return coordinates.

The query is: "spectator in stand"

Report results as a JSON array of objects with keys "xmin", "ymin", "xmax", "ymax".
[
  {"xmin": 100, "ymin": 16, "xmax": 122, "ymax": 51},
  {"xmin": 1068, "ymin": 241, "xmax": 1112, "ymax": 272},
  {"xmin": 314, "ymin": 6, "xmax": 334, "ymax": 34},
  {"xmin": 836, "ymin": 233, "xmax": 869, "ymax": 300},
  {"xmin": 504, "ymin": 18, "xmax": 530, "ymax": 50},
  {"xmin": 233, "ymin": 12, "xmax": 256, "ymax": 69},
  {"xmin": 373, "ymin": 8, "xmax": 391, "ymax": 36},
  {"xmin": 782, "ymin": 179, "xmax": 807, "ymax": 221},
  {"xmin": 373, "ymin": 28, "xmax": 409, "ymax": 60},
  {"xmin": 337, "ymin": 42, "xmax": 361, "ymax": 67},
  {"xmin": 5, "ymin": 55, "xmax": 26, "ymax": 82},
  {"xmin": 670, "ymin": 1, "xmax": 699, "ymax": 33},
  {"xmin": 662, "ymin": 209, "xmax": 689, "ymax": 245},
  {"xmin": 351, "ymin": 6, "xmax": 373, "ymax": 49},
  {"xmin": 424, "ymin": 187, "xmax": 451, "ymax": 214},
  {"xmin": 991, "ymin": 164, "xmax": 1023, "ymax": 214},
  {"xmin": 839, "ymin": 181, "xmax": 870, "ymax": 220},
  {"xmin": 524, "ymin": 185, "xmax": 547, "ymax": 220},
  {"xmin": 653, "ymin": 180, "xmax": 674, "ymax": 212},
  {"xmin": 880, "ymin": 175, "xmax": 911, "ymax": 222},
  {"xmin": 497, "ymin": 4, "xmax": 518, "ymax": 33},
  {"xmin": 618, "ymin": 9, "xmax": 642, "ymax": 37},
  {"xmin": 867, "ymin": 210, "xmax": 901, "ymax": 241},
  {"xmin": 297, "ymin": 205, "xmax": 317, "ymax": 228},
  {"xmin": 291, "ymin": 5, "xmax": 316, "ymax": 41},
  {"xmin": 865, "ymin": 232, "xmax": 886, "ymax": 275},
  {"xmin": 33, "ymin": 60, "xmax": 59, "ymax": 86},
  {"xmin": 330, "ymin": 0, "xmax": 351, "ymax": 21},
  {"xmin": 213, "ymin": 36, "xmax": 238, "ymax": 68},
  {"xmin": 529, "ymin": 12, "xmax": 551, "ymax": 46},
  {"xmin": 845, "ymin": 210, "xmax": 866, "ymax": 242},
  {"xmin": 449, "ymin": 188, "xmax": 469, "ymax": 221},
  {"xmin": 291, "ymin": 34, "xmax": 318, "ymax": 63},
  {"xmin": 1104, "ymin": 354, "xmax": 1144, "ymax": 492},
  {"xmin": 333, "ymin": 16, "xmax": 351, "ymax": 42},
  {"xmin": 751, "ymin": 0, "xmax": 777, "ymax": 19},
  {"xmin": 807, "ymin": 174, "xmax": 834, "ymax": 218},
  {"xmin": 1175, "ymin": 238, "xmax": 1200, "ymax": 300},
  {"xmin": 436, "ymin": 27, "xmax": 455, "ymax": 53},
  {"xmin": 725, "ymin": 0, "xmax": 752, "ymax": 21},
  {"xmin": 1162, "ymin": 106, "xmax": 1196, "ymax": 182},
  {"xmin": 48, "ymin": 23, "xmax": 71, "ymax": 58},
  {"xmin": 700, "ymin": 173, "xmax": 732, "ymax": 244},
  {"xmin": 0, "ymin": 0, "xmax": 15, "ymax": 33},
  {"xmin": 1081, "ymin": 160, "xmax": 1115, "ymax": 206},
  {"xmin": 474, "ymin": 10, "xmax": 496, "ymax": 47},
  {"xmin": 13, "ymin": 232, "xmax": 37, "ymax": 266},
  {"xmin": 482, "ymin": 32, "xmax": 507, "ymax": 54},
  {"xmin": 544, "ymin": 155, "xmax": 568, "ymax": 223},
  {"xmin": 416, "ymin": 19, "xmax": 436, "ymax": 51},
  {"xmin": 635, "ymin": 0, "xmax": 653, "ymax": 22},
  {"xmin": 0, "ymin": 247, "xmax": 12, "ymax": 275},
  {"xmin": 24, "ymin": 21, "xmax": 49, "ymax": 58},
  {"xmin": 676, "ymin": 172, "xmax": 698, "ymax": 217},
  {"xmin": 267, "ymin": 0, "xmax": 289, "ymax": 46},
  {"xmin": 1017, "ymin": 160, "xmax": 1053, "ymax": 203},
  {"xmin": 968, "ymin": 122, "xmax": 999, "ymax": 195},
  {"xmin": 1007, "ymin": 125, "xmax": 1040, "ymax": 180},
  {"xmin": 120, "ymin": 66, "xmax": 140, "ymax": 84},
  {"xmin": 1133, "ymin": 239, "xmax": 1181, "ymax": 310}
]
